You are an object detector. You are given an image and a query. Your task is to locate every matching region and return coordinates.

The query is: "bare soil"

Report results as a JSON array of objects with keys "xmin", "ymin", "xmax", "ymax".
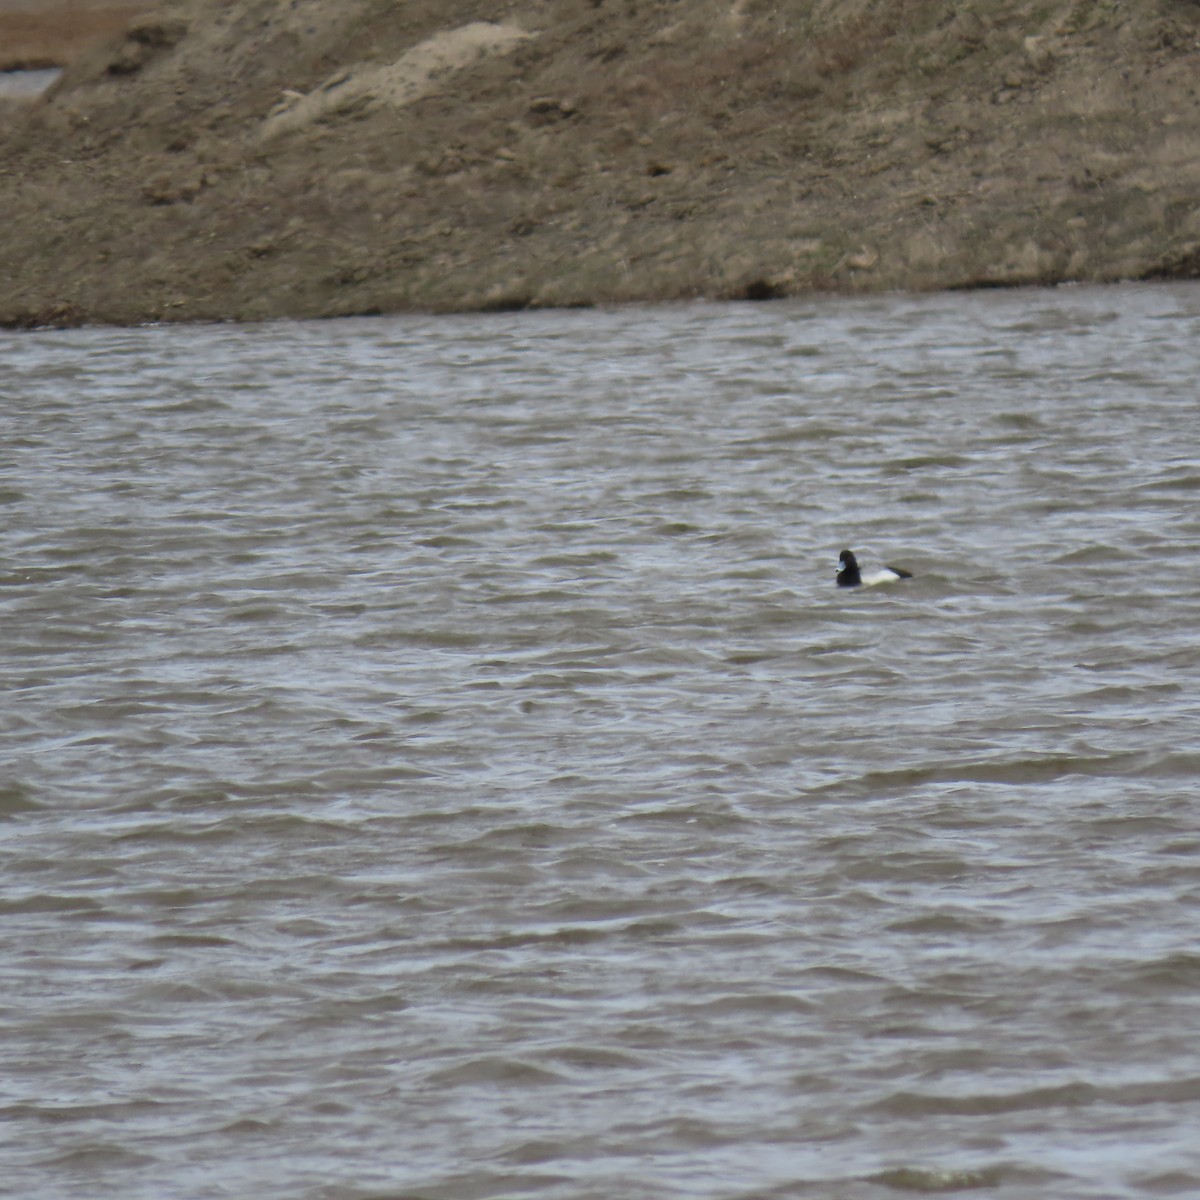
[
  {"xmin": 0, "ymin": 1, "xmax": 148, "ymax": 70},
  {"xmin": 3, "ymin": 0, "xmax": 1200, "ymax": 327}
]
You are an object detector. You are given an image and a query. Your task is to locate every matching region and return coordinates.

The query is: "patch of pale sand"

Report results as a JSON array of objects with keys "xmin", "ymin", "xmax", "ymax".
[{"xmin": 261, "ymin": 21, "xmax": 532, "ymax": 140}]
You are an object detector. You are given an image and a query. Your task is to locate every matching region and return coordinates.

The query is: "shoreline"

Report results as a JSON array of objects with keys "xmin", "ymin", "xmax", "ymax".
[{"xmin": 8, "ymin": 276, "xmax": 1192, "ymax": 337}]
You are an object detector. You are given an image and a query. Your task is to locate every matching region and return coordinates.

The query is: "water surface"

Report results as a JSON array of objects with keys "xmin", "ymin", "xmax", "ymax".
[{"xmin": 3, "ymin": 284, "xmax": 1200, "ymax": 1199}]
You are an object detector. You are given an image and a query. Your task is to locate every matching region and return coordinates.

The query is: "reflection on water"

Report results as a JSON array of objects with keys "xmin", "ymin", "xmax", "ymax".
[{"xmin": 2, "ymin": 283, "xmax": 1200, "ymax": 1200}]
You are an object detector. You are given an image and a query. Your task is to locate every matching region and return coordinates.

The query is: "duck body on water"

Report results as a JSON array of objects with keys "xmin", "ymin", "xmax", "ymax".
[{"xmin": 836, "ymin": 548, "xmax": 913, "ymax": 588}]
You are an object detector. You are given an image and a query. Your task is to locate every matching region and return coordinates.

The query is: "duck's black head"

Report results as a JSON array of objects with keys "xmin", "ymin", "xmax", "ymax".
[{"xmin": 836, "ymin": 549, "xmax": 861, "ymax": 588}]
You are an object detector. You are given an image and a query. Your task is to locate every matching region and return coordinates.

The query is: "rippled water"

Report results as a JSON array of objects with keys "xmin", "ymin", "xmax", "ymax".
[{"xmin": 3, "ymin": 284, "xmax": 1200, "ymax": 1199}]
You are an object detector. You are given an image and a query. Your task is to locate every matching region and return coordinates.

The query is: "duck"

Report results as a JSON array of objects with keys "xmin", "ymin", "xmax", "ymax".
[{"xmin": 836, "ymin": 549, "xmax": 913, "ymax": 588}]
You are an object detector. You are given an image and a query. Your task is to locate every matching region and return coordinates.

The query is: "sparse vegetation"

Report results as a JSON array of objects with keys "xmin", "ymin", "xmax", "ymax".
[{"xmin": 2, "ymin": 0, "xmax": 1200, "ymax": 325}]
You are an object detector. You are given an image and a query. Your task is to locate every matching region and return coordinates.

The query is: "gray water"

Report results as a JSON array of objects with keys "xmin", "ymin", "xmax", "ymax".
[
  {"xmin": 3, "ymin": 284, "xmax": 1200, "ymax": 1200},
  {"xmin": 0, "ymin": 68, "xmax": 62, "ymax": 99}
]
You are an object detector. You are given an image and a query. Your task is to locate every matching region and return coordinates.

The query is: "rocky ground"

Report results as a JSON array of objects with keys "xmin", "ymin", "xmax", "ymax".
[{"xmin": 3, "ymin": 0, "xmax": 1200, "ymax": 327}]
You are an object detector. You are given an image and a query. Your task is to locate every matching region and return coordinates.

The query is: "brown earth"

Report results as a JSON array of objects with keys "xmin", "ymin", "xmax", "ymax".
[
  {"xmin": 0, "ymin": 1, "xmax": 150, "ymax": 70},
  {"xmin": 3, "ymin": 0, "xmax": 1200, "ymax": 328}
]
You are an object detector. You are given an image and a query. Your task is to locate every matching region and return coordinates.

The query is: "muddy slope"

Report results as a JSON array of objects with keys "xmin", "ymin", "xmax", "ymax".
[{"xmin": 3, "ymin": 0, "xmax": 1200, "ymax": 327}]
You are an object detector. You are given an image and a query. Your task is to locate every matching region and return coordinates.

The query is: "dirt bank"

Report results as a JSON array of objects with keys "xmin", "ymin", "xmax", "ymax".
[
  {"xmin": 3, "ymin": 0, "xmax": 1200, "ymax": 327},
  {"xmin": 0, "ymin": 1, "xmax": 150, "ymax": 70}
]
